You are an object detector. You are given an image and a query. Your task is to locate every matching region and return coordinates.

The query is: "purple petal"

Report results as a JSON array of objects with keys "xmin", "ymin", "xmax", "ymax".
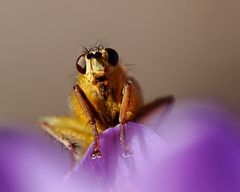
[
  {"xmin": 141, "ymin": 130, "xmax": 240, "ymax": 192},
  {"xmin": 1, "ymin": 101, "xmax": 240, "ymax": 192},
  {"xmin": 140, "ymin": 101, "xmax": 240, "ymax": 192},
  {"xmin": 64, "ymin": 122, "xmax": 166, "ymax": 192},
  {"xmin": 0, "ymin": 127, "xmax": 70, "ymax": 192}
]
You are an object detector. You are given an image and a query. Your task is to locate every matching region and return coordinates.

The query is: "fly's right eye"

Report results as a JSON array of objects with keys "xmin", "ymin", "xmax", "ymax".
[
  {"xmin": 105, "ymin": 48, "xmax": 119, "ymax": 67},
  {"xmin": 76, "ymin": 55, "xmax": 86, "ymax": 74}
]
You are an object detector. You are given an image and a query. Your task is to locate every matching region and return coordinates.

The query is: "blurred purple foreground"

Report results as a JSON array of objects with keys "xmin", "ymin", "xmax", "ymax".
[{"xmin": 0, "ymin": 101, "xmax": 240, "ymax": 192}]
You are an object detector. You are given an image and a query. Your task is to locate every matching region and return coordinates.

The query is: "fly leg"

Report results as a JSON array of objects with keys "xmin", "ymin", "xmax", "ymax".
[
  {"xmin": 119, "ymin": 80, "xmax": 136, "ymax": 157},
  {"xmin": 68, "ymin": 144, "xmax": 77, "ymax": 169},
  {"xmin": 74, "ymin": 85, "xmax": 101, "ymax": 159}
]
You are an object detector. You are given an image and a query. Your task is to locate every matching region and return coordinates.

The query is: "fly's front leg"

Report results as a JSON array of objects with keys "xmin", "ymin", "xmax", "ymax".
[
  {"xmin": 119, "ymin": 80, "xmax": 138, "ymax": 157},
  {"xmin": 74, "ymin": 84, "xmax": 101, "ymax": 159}
]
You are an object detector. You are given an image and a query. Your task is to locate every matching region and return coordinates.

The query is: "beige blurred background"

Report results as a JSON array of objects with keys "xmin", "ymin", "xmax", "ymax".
[{"xmin": 0, "ymin": 0, "xmax": 239, "ymax": 125}]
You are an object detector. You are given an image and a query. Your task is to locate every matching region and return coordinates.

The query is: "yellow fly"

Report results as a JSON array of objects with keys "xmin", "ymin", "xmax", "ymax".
[{"xmin": 40, "ymin": 45, "xmax": 173, "ymax": 160}]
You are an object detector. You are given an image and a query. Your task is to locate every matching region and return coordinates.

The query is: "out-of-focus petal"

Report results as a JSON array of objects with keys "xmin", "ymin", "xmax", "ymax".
[
  {"xmin": 140, "ymin": 101, "xmax": 240, "ymax": 192},
  {"xmin": 141, "ymin": 130, "xmax": 240, "ymax": 192},
  {"xmin": 0, "ymin": 127, "xmax": 70, "ymax": 192}
]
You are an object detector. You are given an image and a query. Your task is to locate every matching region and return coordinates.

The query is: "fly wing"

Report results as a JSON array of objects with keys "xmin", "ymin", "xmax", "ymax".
[
  {"xmin": 39, "ymin": 116, "xmax": 94, "ymax": 160},
  {"xmin": 136, "ymin": 95, "xmax": 175, "ymax": 129}
]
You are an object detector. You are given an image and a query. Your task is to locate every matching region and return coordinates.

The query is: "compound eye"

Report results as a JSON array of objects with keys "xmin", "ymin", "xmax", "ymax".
[
  {"xmin": 95, "ymin": 51, "xmax": 102, "ymax": 58},
  {"xmin": 76, "ymin": 55, "xmax": 86, "ymax": 74},
  {"xmin": 105, "ymin": 48, "xmax": 119, "ymax": 67}
]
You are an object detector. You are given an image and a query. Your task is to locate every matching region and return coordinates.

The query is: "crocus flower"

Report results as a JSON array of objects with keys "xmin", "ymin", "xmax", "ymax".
[{"xmin": 1, "ymin": 101, "xmax": 240, "ymax": 192}]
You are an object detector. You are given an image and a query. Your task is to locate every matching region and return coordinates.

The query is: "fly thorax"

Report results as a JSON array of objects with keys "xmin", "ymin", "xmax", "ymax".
[{"xmin": 97, "ymin": 81, "xmax": 110, "ymax": 100}]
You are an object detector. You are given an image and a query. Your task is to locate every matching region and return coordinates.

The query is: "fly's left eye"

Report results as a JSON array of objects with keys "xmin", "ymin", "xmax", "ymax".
[
  {"xmin": 95, "ymin": 51, "xmax": 102, "ymax": 58},
  {"xmin": 76, "ymin": 55, "xmax": 86, "ymax": 74},
  {"xmin": 105, "ymin": 48, "xmax": 119, "ymax": 67}
]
